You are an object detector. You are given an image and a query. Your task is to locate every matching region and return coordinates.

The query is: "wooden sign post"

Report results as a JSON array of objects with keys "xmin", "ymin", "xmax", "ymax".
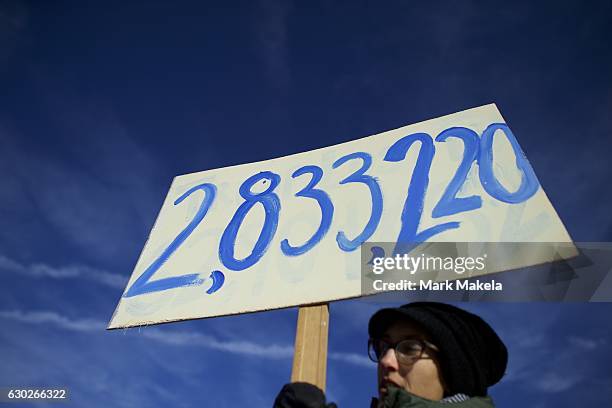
[{"xmin": 290, "ymin": 303, "xmax": 329, "ymax": 391}]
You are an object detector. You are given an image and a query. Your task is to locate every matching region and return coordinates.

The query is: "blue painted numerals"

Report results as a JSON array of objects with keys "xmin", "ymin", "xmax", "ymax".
[
  {"xmin": 123, "ymin": 183, "xmax": 217, "ymax": 298},
  {"xmin": 478, "ymin": 123, "xmax": 540, "ymax": 203},
  {"xmin": 432, "ymin": 127, "xmax": 482, "ymax": 218},
  {"xmin": 123, "ymin": 122, "xmax": 540, "ymax": 299},
  {"xmin": 281, "ymin": 165, "xmax": 334, "ymax": 256},
  {"xmin": 384, "ymin": 133, "xmax": 459, "ymax": 253},
  {"xmin": 219, "ymin": 171, "xmax": 281, "ymax": 271},
  {"xmin": 333, "ymin": 152, "xmax": 383, "ymax": 252}
]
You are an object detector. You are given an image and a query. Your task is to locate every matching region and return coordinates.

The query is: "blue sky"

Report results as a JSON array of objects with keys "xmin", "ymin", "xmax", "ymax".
[{"xmin": 1, "ymin": 1, "xmax": 611, "ymax": 407}]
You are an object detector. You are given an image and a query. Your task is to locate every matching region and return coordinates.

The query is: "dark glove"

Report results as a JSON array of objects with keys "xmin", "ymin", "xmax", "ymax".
[{"xmin": 273, "ymin": 382, "xmax": 337, "ymax": 408}]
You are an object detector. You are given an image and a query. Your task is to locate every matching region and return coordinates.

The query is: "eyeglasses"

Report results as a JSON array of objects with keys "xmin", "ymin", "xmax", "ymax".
[{"xmin": 368, "ymin": 338, "xmax": 439, "ymax": 364}]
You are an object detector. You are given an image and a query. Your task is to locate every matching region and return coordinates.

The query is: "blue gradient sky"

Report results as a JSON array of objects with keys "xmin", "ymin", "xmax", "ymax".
[{"xmin": 1, "ymin": 1, "xmax": 611, "ymax": 407}]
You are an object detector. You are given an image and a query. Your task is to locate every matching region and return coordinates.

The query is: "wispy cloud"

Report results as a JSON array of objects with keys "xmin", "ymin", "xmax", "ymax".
[
  {"xmin": 141, "ymin": 328, "xmax": 294, "ymax": 359},
  {"xmin": 492, "ymin": 305, "xmax": 605, "ymax": 396},
  {"xmin": 0, "ymin": 254, "xmax": 127, "ymax": 289},
  {"xmin": 0, "ymin": 308, "xmax": 369, "ymax": 368},
  {"xmin": 329, "ymin": 351, "xmax": 372, "ymax": 368},
  {"xmin": 0, "ymin": 309, "xmax": 105, "ymax": 331},
  {"xmin": 534, "ymin": 373, "xmax": 580, "ymax": 393},
  {"xmin": 568, "ymin": 336, "xmax": 607, "ymax": 351}
]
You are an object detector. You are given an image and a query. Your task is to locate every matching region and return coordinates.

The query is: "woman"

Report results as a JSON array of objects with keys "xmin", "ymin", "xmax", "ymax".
[{"xmin": 274, "ymin": 302, "xmax": 508, "ymax": 407}]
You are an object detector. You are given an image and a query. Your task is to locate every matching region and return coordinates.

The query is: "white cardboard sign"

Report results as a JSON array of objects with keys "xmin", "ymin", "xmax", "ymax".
[{"xmin": 109, "ymin": 104, "xmax": 573, "ymax": 328}]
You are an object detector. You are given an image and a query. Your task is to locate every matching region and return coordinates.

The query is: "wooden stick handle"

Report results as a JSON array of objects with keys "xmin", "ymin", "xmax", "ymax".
[{"xmin": 290, "ymin": 303, "xmax": 329, "ymax": 391}]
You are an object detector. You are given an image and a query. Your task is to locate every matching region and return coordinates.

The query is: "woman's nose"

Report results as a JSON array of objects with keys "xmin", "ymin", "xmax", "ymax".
[{"xmin": 379, "ymin": 347, "xmax": 398, "ymax": 369}]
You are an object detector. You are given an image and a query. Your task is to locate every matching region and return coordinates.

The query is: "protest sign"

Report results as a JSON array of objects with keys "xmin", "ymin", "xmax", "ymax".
[{"xmin": 109, "ymin": 104, "xmax": 574, "ymax": 330}]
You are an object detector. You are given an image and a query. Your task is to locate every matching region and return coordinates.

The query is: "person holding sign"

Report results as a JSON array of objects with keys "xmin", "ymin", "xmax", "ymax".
[{"xmin": 274, "ymin": 302, "xmax": 507, "ymax": 407}]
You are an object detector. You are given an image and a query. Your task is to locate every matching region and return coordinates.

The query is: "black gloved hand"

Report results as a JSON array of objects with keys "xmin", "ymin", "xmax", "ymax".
[{"xmin": 273, "ymin": 382, "xmax": 338, "ymax": 408}]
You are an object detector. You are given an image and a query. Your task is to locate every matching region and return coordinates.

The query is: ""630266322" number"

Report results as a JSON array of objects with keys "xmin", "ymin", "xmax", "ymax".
[{"xmin": 2, "ymin": 388, "xmax": 68, "ymax": 401}]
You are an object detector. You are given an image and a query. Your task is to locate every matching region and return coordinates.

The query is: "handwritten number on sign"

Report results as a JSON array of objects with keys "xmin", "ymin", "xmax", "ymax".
[
  {"xmin": 333, "ymin": 152, "xmax": 383, "ymax": 252},
  {"xmin": 123, "ymin": 183, "xmax": 217, "ymax": 298},
  {"xmin": 123, "ymin": 122, "xmax": 541, "ymax": 299},
  {"xmin": 479, "ymin": 123, "xmax": 540, "ymax": 203},
  {"xmin": 384, "ymin": 133, "xmax": 459, "ymax": 254},
  {"xmin": 281, "ymin": 165, "xmax": 334, "ymax": 256},
  {"xmin": 219, "ymin": 171, "xmax": 281, "ymax": 271},
  {"xmin": 432, "ymin": 127, "xmax": 483, "ymax": 218}
]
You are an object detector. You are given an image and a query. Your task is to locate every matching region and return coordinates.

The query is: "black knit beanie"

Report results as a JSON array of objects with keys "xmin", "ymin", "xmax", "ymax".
[{"xmin": 368, "ymin": 302, "xmax": 507, "ymax": 397}]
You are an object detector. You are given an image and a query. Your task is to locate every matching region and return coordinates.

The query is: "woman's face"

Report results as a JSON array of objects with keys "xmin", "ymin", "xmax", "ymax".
[{"xmin": 377, "ymin": 320, "xmax": 446, "ymax": 401}]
